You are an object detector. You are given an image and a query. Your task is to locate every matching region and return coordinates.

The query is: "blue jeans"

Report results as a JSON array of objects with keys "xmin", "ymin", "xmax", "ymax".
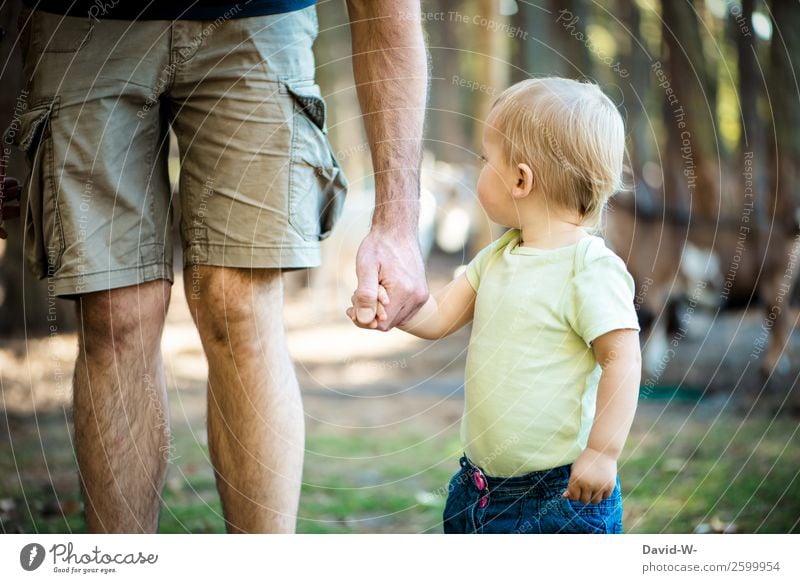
[{"xmin": 442, "ymin": 455, "xmax": 624, "ymax": 534}]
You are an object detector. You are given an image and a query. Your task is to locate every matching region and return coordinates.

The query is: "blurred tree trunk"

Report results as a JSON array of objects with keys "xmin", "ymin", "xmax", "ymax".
[
  {"xmin": 660, "ymin": 0, "xmax": 720, "ymax": 218},
  {"xmin": 431, "ymin": 0, "xmax": 469, "ymax": 163},
  {"xmin": 735, "ymin": 0, "xmax": 759, "ymax": 156},
  {"xmin": 767, "ymin": 0, "xmax": 800, "ymax": 234},
  {"xmin": 471, "ymin": 0, "xmax": 510, "ymax": 252},
  {"xmin": 549, "ymin": 0, "xmax": 591, "ymax": 78},
  {"xmin": 618, "ymin": 0, "xmax": 651, "ymax": 188},
  {"xmin": 472, "ymin": 0, "xmax": 509, "ymax": 133},
  {"xmin": 0, "ymin": 0, "xmax": 75, "ymax": 337},
  {"xmin": 511, "ymin": 1, "xmax": 555, "ymax": 82},
  {"xmin": 734, "ymin": 0, "xmax": 768, "ymax": 230}
]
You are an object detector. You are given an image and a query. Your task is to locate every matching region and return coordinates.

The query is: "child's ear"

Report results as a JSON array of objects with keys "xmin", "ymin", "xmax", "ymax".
[{"xmin": 511, "ymin": 163, "xmax": 534, "ymax": 199}]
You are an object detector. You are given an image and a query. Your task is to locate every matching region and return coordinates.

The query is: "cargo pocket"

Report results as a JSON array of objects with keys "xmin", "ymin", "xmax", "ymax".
[
  {"xmin": 285, "ymin": 80, "xmax": 348, "ymax": 242},
  {"xmin": 3, "ymin": 100, "xmax": 64, "ymax": 278}
]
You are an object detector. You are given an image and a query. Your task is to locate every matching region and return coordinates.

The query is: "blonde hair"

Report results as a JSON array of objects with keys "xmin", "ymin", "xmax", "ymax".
[{"xmin": 489, "ymin": 77, "xmax": 625, "ymax": 232}]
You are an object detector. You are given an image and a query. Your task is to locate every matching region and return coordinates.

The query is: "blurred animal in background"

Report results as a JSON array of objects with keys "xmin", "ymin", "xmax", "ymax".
[{"xmin": 607, "ymin": 181, "xmax": 800, "ymax": 395}]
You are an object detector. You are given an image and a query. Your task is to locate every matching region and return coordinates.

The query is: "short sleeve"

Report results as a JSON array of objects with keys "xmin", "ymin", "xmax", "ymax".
[
  {"xmin": 567, "ymin": 254, "xmax": 641, "ymax": 346},
  {"xmin": 465, "ymin": 230, "xmax": 516, "ymax": 291}
]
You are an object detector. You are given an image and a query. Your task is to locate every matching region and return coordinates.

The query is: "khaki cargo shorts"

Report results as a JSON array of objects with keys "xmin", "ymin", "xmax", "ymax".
[{"xmin": 5, "ymin": 6, "xmax": 347, "ymax": 296}]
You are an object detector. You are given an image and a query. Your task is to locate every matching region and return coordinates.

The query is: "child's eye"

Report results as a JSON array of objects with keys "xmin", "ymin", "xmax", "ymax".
[{"xmin": 477, "ymin": 154, "xmax": 488, "ymax": 164}]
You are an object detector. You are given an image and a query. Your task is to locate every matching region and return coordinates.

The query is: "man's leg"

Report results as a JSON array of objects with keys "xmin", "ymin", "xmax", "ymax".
[
  {"xmin": 185, "ymin": 266, "xmax": 304, "ymax": 533},
  {"xmin": 73, "ymin": 280, "xmax": 172, "ymax": 533}
]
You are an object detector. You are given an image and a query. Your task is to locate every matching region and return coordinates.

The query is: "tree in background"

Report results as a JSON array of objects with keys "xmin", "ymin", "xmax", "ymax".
[
  {"xmin": 766, "ymin": 0, "xmax": 800, "ymax": 237},
  {"xmin": 660, "ymin": 0, "xmax": 720, "ymax": 219}
]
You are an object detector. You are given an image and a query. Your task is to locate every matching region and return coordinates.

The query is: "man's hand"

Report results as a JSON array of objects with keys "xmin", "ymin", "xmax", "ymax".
[
  {"xmin": 353, "ymin": 227, "xmax": 428, "ymax": 331},
  {"xmin": 346, "ymin": 283, "xmax": 389, "ymax": 329},
  {"xmin": 562, "ymin": 447, "xmax": 617, "ymax": 504}
]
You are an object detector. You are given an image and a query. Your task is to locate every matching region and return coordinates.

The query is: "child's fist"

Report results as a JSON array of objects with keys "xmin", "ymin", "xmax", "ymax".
[
  {"xmin": 562, "ymin": 447, "xmax": 617, "ymax": 504},
  {"xmin": 346, "ymin": 284, "xmax": 390, "ymax": 329}
]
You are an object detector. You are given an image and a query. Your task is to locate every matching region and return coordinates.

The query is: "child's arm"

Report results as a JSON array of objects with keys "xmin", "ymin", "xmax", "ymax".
[
  {"xmin": 346, "ymin": 273, "xmax": 476, "ymax": 339},
  {"xmin": 397, "ymin": 273, "xmax": 476, "ymax": 339},
  {"xmin": 562, "ymin": 328, "xmax": 641, "ymax": 503}
]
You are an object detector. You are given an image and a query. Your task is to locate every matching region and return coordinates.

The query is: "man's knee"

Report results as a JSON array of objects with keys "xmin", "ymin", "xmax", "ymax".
[
  {"xmin": 77, "ymin": 279, "xmax": 171, "ymax": 359},
  {"xmin": 185, "ymin": 266, "xmax": 283, "ymax": 348}
]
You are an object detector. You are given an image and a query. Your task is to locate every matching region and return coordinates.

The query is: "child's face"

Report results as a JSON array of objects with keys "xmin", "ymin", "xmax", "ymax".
[{"xmin": 476, "ymin": 120, "xmax": 523, "ymax": 229}]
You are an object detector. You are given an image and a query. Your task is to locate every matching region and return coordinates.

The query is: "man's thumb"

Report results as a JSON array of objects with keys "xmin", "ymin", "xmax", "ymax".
[{"xmin": 355, "ymin": 264, "xmax": 379, "ymax": 324}]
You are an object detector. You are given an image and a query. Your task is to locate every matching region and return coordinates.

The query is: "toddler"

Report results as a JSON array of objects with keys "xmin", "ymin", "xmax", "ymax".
[{"xmin": 348, "ymin": 77, "xmax": 641, "ymax": 534}]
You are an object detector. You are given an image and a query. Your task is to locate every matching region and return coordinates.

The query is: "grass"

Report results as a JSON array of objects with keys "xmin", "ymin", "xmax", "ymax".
[
  {"xmin": 619, "ymin": 405, "xmax": 800, "ymax": 533},
  {"xmin": 1, "ymin": 400, "xmax": 798, "ymax": 534}
]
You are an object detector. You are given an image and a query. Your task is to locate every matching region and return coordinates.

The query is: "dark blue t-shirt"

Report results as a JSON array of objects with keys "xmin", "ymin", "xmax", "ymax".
[{"xmin": 22, "ymin": 0, "xmax": 316, "ymax": 20}]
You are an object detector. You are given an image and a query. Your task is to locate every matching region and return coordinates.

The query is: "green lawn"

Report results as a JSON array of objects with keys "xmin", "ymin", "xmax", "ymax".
[{"xmin": 1, "ymin": 400, "xmax": 798, "ymax": 534}]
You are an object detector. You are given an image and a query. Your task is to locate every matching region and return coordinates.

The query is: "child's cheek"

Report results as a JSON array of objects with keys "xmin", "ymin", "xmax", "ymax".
[
  {"xmin": 477, "ymin": 188, "xmax": 502, "ymax": 224},
  {"xmin": 476, "ymin": 171, "xmax": 490, "ymax": 208},
  {"xmin": 477, "ymin": 183, "xmax": 496, "ymax": 216}
]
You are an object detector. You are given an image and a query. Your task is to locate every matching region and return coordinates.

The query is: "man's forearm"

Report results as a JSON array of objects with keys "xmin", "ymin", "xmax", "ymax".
[{"xmin": 347, "ymin": 0, "xmax": 428, "ymax": 233}]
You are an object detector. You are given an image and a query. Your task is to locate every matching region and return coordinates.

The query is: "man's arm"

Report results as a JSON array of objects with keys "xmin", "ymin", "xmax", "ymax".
[
  {"xmin": 346, "ymin": 0, "xmax": 429, "ymax": 330},
  {"xmin": 562, "ymin": 329, "xmax": 641, "ymax": 503}
]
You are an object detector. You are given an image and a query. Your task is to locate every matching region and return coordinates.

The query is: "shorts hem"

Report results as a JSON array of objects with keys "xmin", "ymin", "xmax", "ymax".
[
  {"xmin": 47, "ymin": 262, "xmax": 174, "ymax": 297},
  {"xmin": 183, "ymin": 244, "xmax": 321, "ymax": 270}
]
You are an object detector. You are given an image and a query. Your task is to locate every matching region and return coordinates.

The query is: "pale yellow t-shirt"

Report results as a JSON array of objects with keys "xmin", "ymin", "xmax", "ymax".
[{"xmin": 462, "ymin": 228, "xmax": 640, "ymax": 477}]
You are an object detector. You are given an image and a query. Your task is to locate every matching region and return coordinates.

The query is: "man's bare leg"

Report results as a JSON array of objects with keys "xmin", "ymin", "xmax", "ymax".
[
  {"xmin": 73, "ymin": 279, "xmax": 172, "ymax": 533},
  {"xmin": 186, "ymin": 266, "xmax": 304, "ymax": 533}
]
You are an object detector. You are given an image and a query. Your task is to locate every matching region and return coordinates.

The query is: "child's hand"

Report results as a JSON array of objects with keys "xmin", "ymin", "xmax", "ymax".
[
  {"xmin": 562, "ymin": 447, "xmax": 617, "ymax": 503},
  {"xmin": 345, "ymin": 284, "xmax": 390, "ymax": 329}
]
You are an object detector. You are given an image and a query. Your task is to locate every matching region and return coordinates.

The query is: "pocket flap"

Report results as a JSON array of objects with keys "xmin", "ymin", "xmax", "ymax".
[
  {"xmin": 3, "ymin": 102, "xmax": 53, "ymax": 152},
  {"xmin": 285, "ymin": 81, "xmax": 327, "ymax": 133}
]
